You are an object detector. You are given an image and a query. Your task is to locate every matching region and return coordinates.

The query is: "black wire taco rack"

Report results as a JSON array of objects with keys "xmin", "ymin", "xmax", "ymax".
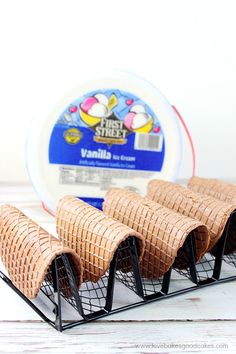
[{"xmin": 1, "ymin": 210, "xmax": 236, "ymax": 332}]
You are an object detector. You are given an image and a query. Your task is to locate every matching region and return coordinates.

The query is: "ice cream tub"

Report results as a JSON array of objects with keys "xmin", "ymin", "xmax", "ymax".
[{"xmin": 26, "ymin": 71, "xmax": 188, "ymax": 213}]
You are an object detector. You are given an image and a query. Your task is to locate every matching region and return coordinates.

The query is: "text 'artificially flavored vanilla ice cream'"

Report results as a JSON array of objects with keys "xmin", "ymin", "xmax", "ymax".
[{"xmin": 26, "ymin": 71, "xmax": 183, "ymax": 213}]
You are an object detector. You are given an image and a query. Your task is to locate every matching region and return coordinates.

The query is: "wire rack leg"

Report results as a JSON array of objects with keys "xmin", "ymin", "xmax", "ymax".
[
  {"xmin": 186, "ymin": 233, "xmax": 198, "ymax": 285},
  {"xmin": 128, "ymin": 237, "xmax": 144, "ymax": 299},
  {"xmin": 161, "ymin": 267, "xmax": 172, "ymax": 295},
  {"xmin": 212, "ymin": 211, "xmax": 236, "ymax": 280},
  {"xmin": 51, "ymin": 259, "xmax": 63, "ymax": 331},
  {"xmin": 61, "ymin": 254, "xmax": 86, "ymax": 320},
  {"xmin": 105, "ymin": 250, "xmax": 118, "ymax": 312}
]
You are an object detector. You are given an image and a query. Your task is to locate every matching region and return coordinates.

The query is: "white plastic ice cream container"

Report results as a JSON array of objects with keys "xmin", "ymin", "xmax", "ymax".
[{"xmin": 26, "ymin": 71, "xmax": 191, "ymax": 213}]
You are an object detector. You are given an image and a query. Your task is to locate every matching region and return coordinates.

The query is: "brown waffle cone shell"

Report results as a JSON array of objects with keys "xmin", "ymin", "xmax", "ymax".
[
  {"xmin": 147, "ymin": 179, "xmax": 236, "ymax": 252},
  {"xmin": 188, "ymin": 177, "xmax": 236, "ymax": 255},
  {"xmin": 103, "ymin": 188, "xmax": 209, "ymax": 279},
  {"xmin": 0, "ymin": 204, "xmax": 83, "ymax": 300},
  {"xmin": 56, "ymin": 196, "xmax": 145, "ymax": 283},
  {"xmin": 188, "ymin": 176, "xmax": 236, "ymax": 204}
]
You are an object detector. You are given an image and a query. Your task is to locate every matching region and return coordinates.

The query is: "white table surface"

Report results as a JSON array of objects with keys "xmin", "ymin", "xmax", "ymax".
[{"xmin": 0, "ymin": 184, "xmax": 236, "ymax": 353}]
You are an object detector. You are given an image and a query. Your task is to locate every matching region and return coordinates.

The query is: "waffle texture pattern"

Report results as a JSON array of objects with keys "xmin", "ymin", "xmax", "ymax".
[
  {"xmin": 56, "ymin": 196, "xmax": 145, "ymax": 282},
  {"xmin": 103, "ymin": 188, "xmax": 209, "ymax": 279},
  {"xmin": 188, "ymin": 176, "xmax": 236, "ymax": 204},
  {"xmin": 0, "ymin": 204, "xmax": 83, "ymax": 299},
  {"xmin": 147, "ymin": 179, "xmax": 236, "ymax": 251}
]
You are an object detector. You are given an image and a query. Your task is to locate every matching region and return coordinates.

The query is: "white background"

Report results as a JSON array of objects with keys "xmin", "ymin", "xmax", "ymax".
[{"xmin": 0, "ymin": 0, "xmax": 235, "ymax": 183}]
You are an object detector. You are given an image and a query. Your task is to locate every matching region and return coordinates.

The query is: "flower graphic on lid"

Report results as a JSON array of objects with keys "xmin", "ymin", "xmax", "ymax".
[
  {"xmin": 124, "ymin": 104, "xmax": 153, "ymax": 133},
  {"xmin": 79, "ymin": 93, "xmax": 118, "ymax": 126}
]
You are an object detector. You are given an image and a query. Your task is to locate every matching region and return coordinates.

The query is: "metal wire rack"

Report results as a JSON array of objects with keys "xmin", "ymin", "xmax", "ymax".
[{"xmin": 1, "ymin": 211, "xmax": 236, "ymax": 331}]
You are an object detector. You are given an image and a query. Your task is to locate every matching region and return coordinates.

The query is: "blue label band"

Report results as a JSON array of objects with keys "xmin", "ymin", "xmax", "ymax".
[
  {"xmin": 49, "ymin": 88, "xmax": 165, "ymax": 173},
  {"xmin": 78, "ymin": 197, "xmax": 104, "ymax": 210}
]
